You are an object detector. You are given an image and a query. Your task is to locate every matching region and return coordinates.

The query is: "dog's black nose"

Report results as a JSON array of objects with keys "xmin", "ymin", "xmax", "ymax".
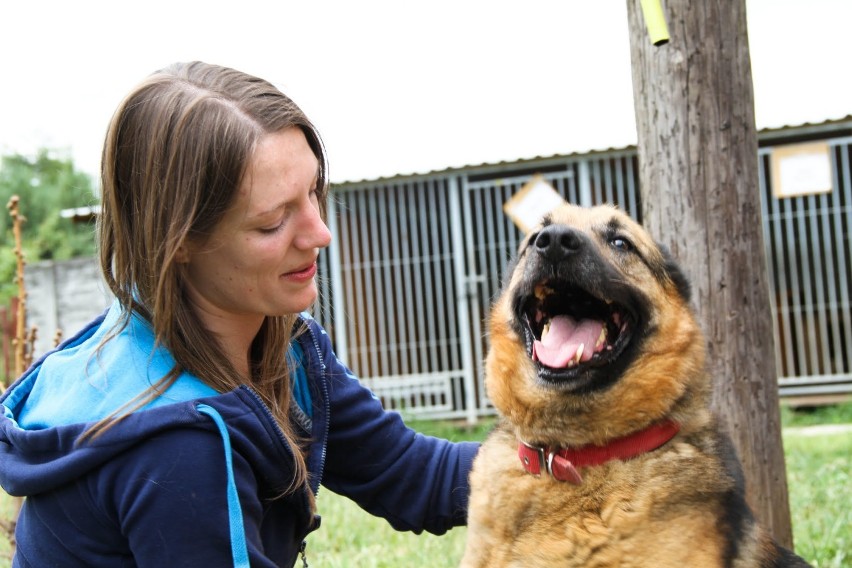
[{"xmin": 534, "ymin": 225, "xmax": 582, "ymax": 261}]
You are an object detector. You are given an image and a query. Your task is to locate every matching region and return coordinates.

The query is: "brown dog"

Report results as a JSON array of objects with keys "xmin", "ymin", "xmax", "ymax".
[{"xmin": 461, "ymin": 204, "xmax": 810, "ymax": 567}]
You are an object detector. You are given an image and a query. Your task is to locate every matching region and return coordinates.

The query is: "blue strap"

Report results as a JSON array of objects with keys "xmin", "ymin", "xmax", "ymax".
[{"xmin": 196, "ymin": 404, "xmax": 250, "ymax": 568}]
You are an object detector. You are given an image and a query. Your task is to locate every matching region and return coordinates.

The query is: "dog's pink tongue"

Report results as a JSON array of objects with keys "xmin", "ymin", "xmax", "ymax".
[{"xmin": 533, "ymin": 315, "xmax": 603, "ymax": 368}]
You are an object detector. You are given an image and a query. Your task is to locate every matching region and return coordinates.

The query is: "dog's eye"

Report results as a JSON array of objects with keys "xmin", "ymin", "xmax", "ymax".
[{"xmin": 609, "ymin": 236, "xmax": 634, "ymax": 252}]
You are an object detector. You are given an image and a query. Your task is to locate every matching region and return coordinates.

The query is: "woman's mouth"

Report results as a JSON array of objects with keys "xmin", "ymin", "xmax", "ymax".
[{"xmin": 283, "ymin": 262, "xmax": 317, "ymax": 282}]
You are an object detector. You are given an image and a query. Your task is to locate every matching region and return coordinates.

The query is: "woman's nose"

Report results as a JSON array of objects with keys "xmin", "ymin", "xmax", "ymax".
[{"xmin": 296, "ymin": 204, "xmax": 332, "ymax": 250}]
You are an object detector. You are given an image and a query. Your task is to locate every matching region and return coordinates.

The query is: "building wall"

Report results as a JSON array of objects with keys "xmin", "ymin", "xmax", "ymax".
[{"xmin": 24, "ymin": 257, "xmax": 111, "ymax": 357}]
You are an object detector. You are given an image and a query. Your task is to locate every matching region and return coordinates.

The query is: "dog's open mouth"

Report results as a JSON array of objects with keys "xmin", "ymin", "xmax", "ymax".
[{"xmin": 519, "ymin": 280, "xmax": 636, "ymax": 381}]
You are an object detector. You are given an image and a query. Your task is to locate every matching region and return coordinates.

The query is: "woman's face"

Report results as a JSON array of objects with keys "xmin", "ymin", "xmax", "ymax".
[{"xmin": 182, "ymin": 127, "xmax": 331, "ymax": 328}]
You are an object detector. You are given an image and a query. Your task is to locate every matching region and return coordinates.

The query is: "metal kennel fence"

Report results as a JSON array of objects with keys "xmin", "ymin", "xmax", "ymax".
[
  {"xmin": 314, "ymin": 131, "xmax": 852, "ymax": 421},
  {"xmin": 759, "ymin": 136, "xmax": 852, "ymax": 397}
]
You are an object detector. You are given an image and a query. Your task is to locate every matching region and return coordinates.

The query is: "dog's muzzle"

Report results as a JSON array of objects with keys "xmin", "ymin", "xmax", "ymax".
[{"xmin": 511, "ymin": 224, "xmax": 644, "ymax": 387}]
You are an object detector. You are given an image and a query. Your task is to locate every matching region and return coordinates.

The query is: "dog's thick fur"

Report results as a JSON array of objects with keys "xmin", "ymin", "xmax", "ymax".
[{"xmin": 461, "ymin": 204, "xmax": 810, "ymax": 567}]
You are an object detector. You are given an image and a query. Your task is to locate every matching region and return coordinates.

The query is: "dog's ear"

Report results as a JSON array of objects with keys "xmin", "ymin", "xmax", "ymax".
[{"xmin": 657, "ymin": 243, "xmax": 692, "ymax": 302}]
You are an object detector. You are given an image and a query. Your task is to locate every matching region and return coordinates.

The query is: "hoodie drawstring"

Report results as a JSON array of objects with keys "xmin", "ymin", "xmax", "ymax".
[{"xmin": 196, "ymin": 404, "xmax": 250, "ymax": 568}]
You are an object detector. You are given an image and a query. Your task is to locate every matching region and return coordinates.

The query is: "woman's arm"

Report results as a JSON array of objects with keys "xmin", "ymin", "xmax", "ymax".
[{"xmin": 313, "ymin": 327, "xmax": 480, "ymax": 534}]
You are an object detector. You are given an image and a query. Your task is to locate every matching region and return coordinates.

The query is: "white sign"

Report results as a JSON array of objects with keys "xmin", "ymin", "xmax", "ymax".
[
  {"xmin": 503, "ymin": 175, "xmax": 566, "ymax": 233},
  {"xmin": 770, "ymin": 142, "xmax": 833, "ymax": 198}
]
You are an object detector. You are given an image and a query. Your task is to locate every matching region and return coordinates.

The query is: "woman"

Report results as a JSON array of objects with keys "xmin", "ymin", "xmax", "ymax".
[{"xmin": 0, "ymin": 61, "xmax": 479, "ymax": 567}]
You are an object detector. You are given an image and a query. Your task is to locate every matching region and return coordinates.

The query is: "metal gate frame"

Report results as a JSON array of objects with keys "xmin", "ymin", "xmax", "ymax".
[
  {"xmin": 317, "ymin": 178, "xmax": 475, "ymax": 421},
  {"xmin": 759, "ymin": 136, "xmax": 852, "ymax": 397}
]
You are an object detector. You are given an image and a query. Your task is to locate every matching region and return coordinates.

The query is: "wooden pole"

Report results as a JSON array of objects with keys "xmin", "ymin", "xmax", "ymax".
[{"xmin": 626, "ymin": 0, "xmax": 794, "ymax": 547}]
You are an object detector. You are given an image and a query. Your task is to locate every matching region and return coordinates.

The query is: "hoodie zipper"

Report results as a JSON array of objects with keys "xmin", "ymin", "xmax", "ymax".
[
  {"xmin": 240, "ymin": 385, "xmax": 318, "ymax": 534},
  {"xmin": 240, "ymin": 385, "xmax": 298, "ymax": 463},
  {"xmin": 304, "ymin": 320, "xmax": 330, "ymax": 496}
]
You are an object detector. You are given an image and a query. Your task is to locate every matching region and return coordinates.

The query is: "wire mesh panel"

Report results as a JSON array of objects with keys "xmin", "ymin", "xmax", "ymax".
[
  {"xmin": 760, "ymin": 139, "xmax": 852, "ymax": 396},
  {"xmin": 461, "ymin": 173, "xmax": 535, "ymax": 414},
  {"xmin": 587, "ymin": 153, "xmax": 643, "ymax": 222},
  {"xmin": 323, "ymin": 179, "xmax": 468, "ymax": 418}
]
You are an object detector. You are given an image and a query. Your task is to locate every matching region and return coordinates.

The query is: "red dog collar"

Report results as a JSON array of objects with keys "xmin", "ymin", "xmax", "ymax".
[{"xmin": 518, "ymin": 420, "xmax": 680, "ymax": 484}]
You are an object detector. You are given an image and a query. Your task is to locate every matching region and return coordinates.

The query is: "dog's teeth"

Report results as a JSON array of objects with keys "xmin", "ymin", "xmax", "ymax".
[
  {"xmin": 541, "ymin": 321, "xmax": 551, "ymax": 339},
  {"xmin": 574, "ymin": 343, "xmax": 584, "ymax": 364},
  {"xmin": 595, "ymin": 327, "xmax": 607, "ymax": 351},
  {"xmin": 534, "ymin": 284, "xmax": 553, "ymax": 300}
]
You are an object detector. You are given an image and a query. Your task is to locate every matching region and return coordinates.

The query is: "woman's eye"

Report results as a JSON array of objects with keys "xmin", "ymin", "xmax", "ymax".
[
  {"xmin": 259, "ymin": 221, "xmax": 285, "ymax": 234},
  {"xmin": 610, "ymin": 236, "xmax": 633, "ymax": 252}
]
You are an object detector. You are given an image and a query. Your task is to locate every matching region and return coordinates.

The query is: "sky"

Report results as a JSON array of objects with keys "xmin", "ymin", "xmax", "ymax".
[{"xmin": 1, "ymin": 0, "xmax": 850, "ymax": 185}]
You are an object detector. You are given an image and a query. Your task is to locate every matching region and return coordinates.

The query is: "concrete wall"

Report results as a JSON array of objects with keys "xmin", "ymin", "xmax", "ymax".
[{"xmin": 24, "ymin": 257, "xmax": 112, "ymax": 358}]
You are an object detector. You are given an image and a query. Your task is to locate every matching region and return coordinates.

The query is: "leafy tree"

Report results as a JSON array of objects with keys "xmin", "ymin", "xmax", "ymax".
[{"xmin": 1, "ymin": 149, "xmax": 97, "ymax": 304}]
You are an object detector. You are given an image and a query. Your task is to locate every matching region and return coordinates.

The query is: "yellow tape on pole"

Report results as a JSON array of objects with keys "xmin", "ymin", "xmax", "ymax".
[{"xmin": 640, "ymin": 0, "xmax": 670, "ymax": 45}]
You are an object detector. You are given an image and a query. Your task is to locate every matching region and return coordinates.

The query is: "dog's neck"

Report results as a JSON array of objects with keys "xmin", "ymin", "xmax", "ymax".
[{"xmin": 518, "ymin": 420, "xmax": 680, "ymax": 484}]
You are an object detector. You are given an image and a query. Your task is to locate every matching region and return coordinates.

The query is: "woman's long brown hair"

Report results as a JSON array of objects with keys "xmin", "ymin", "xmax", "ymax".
[{"xmin": 93, "ymin": 61, "xmax": 329, "ymax": 499}]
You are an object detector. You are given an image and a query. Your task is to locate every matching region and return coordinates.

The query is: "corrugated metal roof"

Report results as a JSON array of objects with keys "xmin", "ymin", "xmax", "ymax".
[
  {"xmin": 332, "ymin": 145, "xmax": 637, "ymax": 186},
  {"xmin": 334, "ymin": 115, "xmax": 852, "ymax": 186},
  {"xmin": 756, "ymin": 114, "xmax": 852, "ymax": 141}
]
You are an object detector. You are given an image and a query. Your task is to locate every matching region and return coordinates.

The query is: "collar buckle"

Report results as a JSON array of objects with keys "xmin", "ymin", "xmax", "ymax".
[{"xmin": 519, "ymin": 440, "xmax": 548, "ymax": 477}]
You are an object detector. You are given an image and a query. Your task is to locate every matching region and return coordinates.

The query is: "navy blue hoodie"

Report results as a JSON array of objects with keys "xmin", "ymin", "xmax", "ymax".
[{"xmin": 0, "ymin": 303, "xmax": 479, "ymax": 567}]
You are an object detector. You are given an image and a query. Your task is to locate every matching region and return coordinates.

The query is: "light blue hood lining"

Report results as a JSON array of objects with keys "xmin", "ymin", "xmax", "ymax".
[{"xmin": 9, "ymin": 300, "xmax": 217, "ymax": 430}]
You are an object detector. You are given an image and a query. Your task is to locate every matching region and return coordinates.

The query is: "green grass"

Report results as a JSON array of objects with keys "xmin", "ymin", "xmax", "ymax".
[
  {"xmin": 1, "ymin": 405, "xmax": 849, "ymax": 567},
  {"xmin": 307, "ymin": 495, "xmax": 467, "ymax": 568},
  {"xmin": 782, "ymin": 399, "xmax": 852, "ymax": 427},
  {"xmin": 783, "ymin": 429, "xmax": 851, "ymax": 567}
]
